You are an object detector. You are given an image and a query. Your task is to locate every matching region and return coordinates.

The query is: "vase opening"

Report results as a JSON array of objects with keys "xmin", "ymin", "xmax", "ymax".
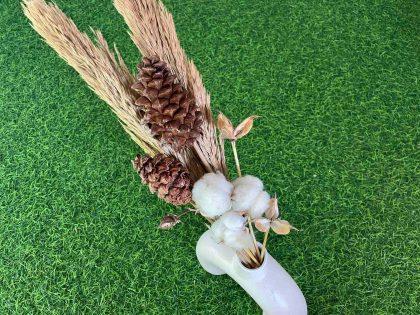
[{"xmin": 236, "ymin": 245, "xmax": 267, "ymax": 271}]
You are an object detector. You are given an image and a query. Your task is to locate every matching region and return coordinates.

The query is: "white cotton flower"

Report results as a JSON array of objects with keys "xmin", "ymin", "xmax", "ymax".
[
  {"xmin": 219, "ymin": 211, "xmax": 247, "ymax": 230},
  {"xmin": 232, "ymin": 183, "xmax": 262, "ymax": 211},
  {"xmin": 231, "ymin": 175, "xmax": 264, "ymax": 211},
  {"xmin": 232, "ymin": 175, "xmax": 264, "ymax": 190},
  {"xmin": 249, "ymin": 191, "xmax": 270, "ymax": 218},
  {"xmin": 192, "ymin": 172, "xmax": 233, "ymax": 217},
  {"xmin": 223, "ymin": 229, "xmax": 254, "ymax": 250},
  {"xmin": 210, "ymin": 211, "xmax": 246, "ymax": 241},
  {"xmin": 209, "ymin": 211, "xmax": 251, "ymax": 250},
  {"xmin": 210, "ymin": 218, "xmax": 226, "ymax": 242}
]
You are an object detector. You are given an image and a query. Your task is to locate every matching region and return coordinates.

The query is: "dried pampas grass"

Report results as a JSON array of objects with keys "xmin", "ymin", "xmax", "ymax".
[
  {"xmin": 114, "ymin": 0, "xmax": 226, "ymax": 176},
  {"xmin": 22, "ymin": 0, "xmax": 163, "ymax": 156}
]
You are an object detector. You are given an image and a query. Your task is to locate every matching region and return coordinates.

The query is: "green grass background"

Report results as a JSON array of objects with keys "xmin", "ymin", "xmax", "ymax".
[{"xmin": 1, "ymin": 0, "xmax": 419, "ymax": 313}]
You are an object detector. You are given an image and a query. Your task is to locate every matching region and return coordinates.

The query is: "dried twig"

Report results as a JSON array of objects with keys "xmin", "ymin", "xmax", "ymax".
[
  {"xmin": 238, "ymin": 251, "xmax": 252, "ymax": 265},
  {"xmin": 260, "ymin": 230, "xmax": 269, "ymax": 260},
  {"xmin": 247, "ymin": 217, "xmax": 261, "ymax": 260},
  {"xmin": 245, "ymin": 249, "xmax": 260, "ymax": 266}
]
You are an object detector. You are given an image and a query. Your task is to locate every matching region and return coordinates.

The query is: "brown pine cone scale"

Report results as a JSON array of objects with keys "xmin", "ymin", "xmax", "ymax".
[
  {"xmin": 132, "ymin": 154, "xmax": 192, "ymax": 206},
  {"xmin": 132, "ymin": 56, "xmax": 203, "ymax": 149}
]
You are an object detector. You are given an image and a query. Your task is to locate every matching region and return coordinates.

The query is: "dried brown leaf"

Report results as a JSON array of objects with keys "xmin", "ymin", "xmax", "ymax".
[
  {"xmin": 234, "ymin": 115, "xmax": 259, "ymax": 139},
  {"xmin": 254, "ymin": 218, "xmax": 270, "ymax": 233},
  {"xmin": 270, "ymin": 219, "xmax": 291, "ymax": 235},
  {"xmin": 265, "ymin": 195, "xmax": 279, "ymax": 220},
  {"xmin": 217, "ymin": 112, "xmax": 235, "ymax": 140}
]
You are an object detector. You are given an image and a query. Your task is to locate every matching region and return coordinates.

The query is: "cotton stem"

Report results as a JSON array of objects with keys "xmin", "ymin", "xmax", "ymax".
[
  {"xmin": 231, "ymin": 141, "xmax": 242, "ymax": 177},
  {"xmin": 260, "ymin": 230, "xmax": 269, "ymax": 261},
  {"xmin": 245, "ymin": 248, "xmax": 260, "ymax": 266},
  {"xmin": 247, "ymin": 216, "xmax": 261, "ymax": 259}
]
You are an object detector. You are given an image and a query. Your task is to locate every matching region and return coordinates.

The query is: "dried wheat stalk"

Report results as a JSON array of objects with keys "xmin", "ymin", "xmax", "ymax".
[
  {"xmin": 114, "ymin": 0, "xmax": 227, "ymax": 176},
  {"xmin": 22, "ymin": 0, "xmax": 164, "ymax": 157}
]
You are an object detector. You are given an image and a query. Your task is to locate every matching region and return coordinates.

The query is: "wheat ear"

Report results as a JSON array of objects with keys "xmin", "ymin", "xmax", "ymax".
[
  {"xmin": 114, "ymin": 0, "xmax": 227, "ymax": 176},
  {"xmin": 22, "ymin": 0, "xmax": 163, "ymax": 156}
]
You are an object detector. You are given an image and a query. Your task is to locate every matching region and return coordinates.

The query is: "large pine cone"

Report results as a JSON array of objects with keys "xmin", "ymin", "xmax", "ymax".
[
  {"xmin": 132, "ymin": 57, "xmax": 203, "ymax": 149},
  {"xmin": 133, "ymin": 154, "xmax": 192, "ymax": 206}
]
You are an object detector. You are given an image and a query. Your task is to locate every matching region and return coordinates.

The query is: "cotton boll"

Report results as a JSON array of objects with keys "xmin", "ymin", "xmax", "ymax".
[
  {"xmin": 222, "ymin": 229, "xmax": 240, "ymax": 248},
  {"xmin": 232, "ymin": 184, "xmax": 262, "ymax": 211},
  {"xmin": 238, "ymin": 232, "xmax": 254, "ymax": 250},
  {"xmin": 231, "ymin": 175, "xmax": 264, "ymax": 211},
  {"xmin": 210, "ymin": 211, "xmax": 251, "ymax": 249},
  {"xmin": 210, "ymin": 219, "xmax": 226, "ymax": 242},
  {"xmin": 203, "ymin": 172, "xmax": 233, "ymax": 193},
  {"xmin": 223, "ymin": 229, "xmax": 253, "ymax": 250},
  {"xmin": 249, "ymin": 191, "xmax": 271, "ymax": 218},
  {"xmin": 219, "ymin": 211, "xmax": 246, "ymax": 230},
  {"xmin": 193, "ymin": 186, "xmax": 231, "ymax": 217},
  {"xmin": 210, "ymin": 211, "xmax": 246, "ymax": 242},
  {"xmin": 232, "ymin": 175, "xmax": 263, "ymax": 191},
  {"xmin": 231, "ymin": 185, "xmax": 261, "ymax": 211},
  {"xmin": 192, "ymin": 172, "xmax": 233, "ymax": 217}
]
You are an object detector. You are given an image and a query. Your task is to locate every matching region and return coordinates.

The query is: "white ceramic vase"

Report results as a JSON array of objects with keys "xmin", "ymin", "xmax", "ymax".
[{"xmin": 196, "ymin": 230, "xmax": 307, "ymax": 315}]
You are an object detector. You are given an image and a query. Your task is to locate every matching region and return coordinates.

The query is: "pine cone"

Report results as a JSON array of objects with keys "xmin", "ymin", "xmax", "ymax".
[
  {"xmin": 132, "ymin": 56, "xmax": 203, "ymax": 149},
  {"xmin": 133, "ymin": 154, "xmax": 192, "ymax": 206}
]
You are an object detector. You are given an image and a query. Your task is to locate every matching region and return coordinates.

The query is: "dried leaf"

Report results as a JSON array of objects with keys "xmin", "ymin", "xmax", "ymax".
[
  {"xmin": 270, "ymin": 219, "xmax": 291, "ymax": 235},
  {"xmin": 234, "ymin": 115, "xmax": 259, "ymax": 139},
  {"xmin": 217, "ymin": 112, "xmax": 235, "ymax": 140},
  {"xmin": 254, "ymin": 218, "xmax": 270, "ymax": 232},
  {"xmin": 159, "ymin": 214, "xmax": 180, "ymax": 230},
  {"xmin": 265, "ymin": 195, "xmax": 279, "ymax": 220}
]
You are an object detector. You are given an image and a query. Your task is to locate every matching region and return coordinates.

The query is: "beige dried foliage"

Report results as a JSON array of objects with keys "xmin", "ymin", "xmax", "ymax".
[
  {"xmin": 255, "ymin": 218, "xmax": 270, "ymax": 233},
  {"xmin": 217, "ymin": 112, "xmax": 235, "ymax": 140},
  {"xmin": 234, "ymin": 115, "xmax": 259, "ymax": 140},
  {"xmin": 217, "ymin": 113, "xmax": 259, "ymax": 141},
  {"xmin": 271, "ymin": 219, "xmax": 292, "ymax": 235},
  {"xmin": 22, "ymin": 0, "xmax": 163, "ymax": 156},
  {"xmin": 266, "ymin": 196, "xmax": 280, "ymax": 220},
  {"xmin": 114, "ymin": 0, "xmax": 226, "ymax": 176}
]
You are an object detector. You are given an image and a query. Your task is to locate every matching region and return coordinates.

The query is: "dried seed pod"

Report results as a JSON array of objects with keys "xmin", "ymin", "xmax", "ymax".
[{"xmin": 159, "ymin": 214, "xmax": 181, "ymax": 230}]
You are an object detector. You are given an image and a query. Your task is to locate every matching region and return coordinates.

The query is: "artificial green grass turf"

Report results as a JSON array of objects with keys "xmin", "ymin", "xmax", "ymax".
[{"xmin": 1, "ymin": 0, "xmax": 419, "ymax": 313}]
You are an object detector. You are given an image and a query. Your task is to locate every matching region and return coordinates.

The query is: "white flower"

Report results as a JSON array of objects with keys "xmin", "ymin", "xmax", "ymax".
[
  {"xmin": 249, "ymin": 191, "xmax": 270, "ymax": 218},
  {"xmin": 219, "ymin": 211, "xmax": 247, "ymax": 230},
  {"xmin": 210, "ymin": 218, "xmax": 226, "ymax": 241},
  {"xmin": 192, "ymin": 172, "xmax": 233, "ymax": 217},
  {"xmin": 223, "ymin": 229, "xmax": 253, "ymax": 250},
  {"xmin": 232, "ymin": 175, "xmax": 264, "ymax": 190},
  {"xmin": 209, "ymin": 211, "xmax": 253, "ymax": 250},
  {"xmin": 231, "ymin": 175, "xmax": 264, "ymax": 212}
]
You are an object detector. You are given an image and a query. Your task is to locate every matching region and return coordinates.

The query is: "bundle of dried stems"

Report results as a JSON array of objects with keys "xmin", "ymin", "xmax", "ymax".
[
  {"xmin": 22, "ymin": 0, "xmax": 163, "ymax": 156},
  {"xmin": 23, "ymin": 0, "xmax": 226, "ymax": 180},
  {"xmin": 114, "ymin": 0, "xmax": 226, "ymax": 176},
  {"xmin": 22, "ymin": 0, "xmax": 294, "ymax": 269}
]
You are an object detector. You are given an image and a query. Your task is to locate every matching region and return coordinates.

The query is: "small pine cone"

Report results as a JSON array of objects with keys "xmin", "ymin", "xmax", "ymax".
[
  {"xmin": 131, "ymin": 56, "xmax": 203, "ymax": 149},
  {"xmin": 132, "ymin": 154, "xmax": 192, "ymax": 206}
]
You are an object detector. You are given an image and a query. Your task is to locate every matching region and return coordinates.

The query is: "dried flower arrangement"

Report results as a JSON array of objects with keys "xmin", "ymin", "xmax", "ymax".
[
  {"xmin": 22, "ymin": 0, "xmax": 295, "ymax": 268},
  {"xmin": 23, "ymin": 0, "xmax": 306, "ymax": 312}
]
